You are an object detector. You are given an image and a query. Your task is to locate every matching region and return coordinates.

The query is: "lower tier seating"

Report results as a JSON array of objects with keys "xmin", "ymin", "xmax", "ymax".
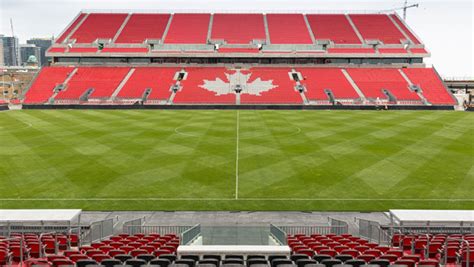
[
  {"xmin": 117, "ymin": 67, "xmax": 179, "ymax": 100},
  {"xmin": 23, "ymin": 67, "xmax": 74, "ymax": 104},
  {"xmin": 299, "ymin": 68, "xmax": 360, "ymax": 100},
  {"xmin": 402, "ymin": 68, "xmax": 456, "ymax": 105},
  {"xmin": 173, "ymin": 67, "xmax": 236, "ymax": 104},
  {"xmin": 55, "ymin": 67, "xmax": 130, "ymax": 100},
  {"xmin": 346, "ymin": 69, "xmax": 420, "ymax": 101},
  {"xmin": 23, "ymin": 66, "xmax": 455, "ymax": 106}
]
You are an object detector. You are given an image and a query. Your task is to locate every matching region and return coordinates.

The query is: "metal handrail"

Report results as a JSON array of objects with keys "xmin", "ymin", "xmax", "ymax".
[{"xmin": 180, "ymin": 224, "xmax": 201, "ymax": 245}]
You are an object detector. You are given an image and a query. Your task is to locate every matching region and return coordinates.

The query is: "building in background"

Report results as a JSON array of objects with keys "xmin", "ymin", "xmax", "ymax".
[
  {"xmin": 0, "ymin": 35, "xmax": 20, "ymax": 66},
  {"xmin": 0, "ymin": 38, "xmax": 4, "ymax": 66},
  {"xmin": 27, "ymin": 38, "xmax": 53, "ymax": 66},
  {"xmin": 20, "ymin": 44, "xmax": 41, "ymax": 66}
]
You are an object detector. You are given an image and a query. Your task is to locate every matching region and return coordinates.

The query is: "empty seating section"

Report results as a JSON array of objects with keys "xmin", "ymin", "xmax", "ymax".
[
  {"xmin": 349, "ymin": 14, "xmax": 406, "ymax": 44},
  {"xmin": 174, "ymin": 68, "xmax": 236, "ymax": 104},
  {"xmin": 266, "ymin": 14, "xmax": 313, "ymax": 44},
  {"xmin": 378, "ymin": 48, "xmax": 408, "ymax": 54},
  {"xmin": 23, "ymin": 67, "xmax": 74, "ymax": 103},
  {"xmin": 101, "ymin": 47, "xmax": 149, "ymax": 53},
  {"xmin": 25, "ymin": 67, "xmax": 453, "ymax": 106},
  {"xmin": 0, "ymin": 232, "xmax": 178, "ymax": 267},
  {"xmin": 55, "ymin": 13, "xmax": 86, "ymax": 43},
  {"xmin": 391, "ymin": 233, "xmax": 474, "ymax": 266},
  {"xmin": 55, "ymin": 67, "xmax": 130, "ymax": 100},
  {"xmin": 69, "ymin": 13, "xmax": 127, "ymax": 43},
  {"xmin": 240, "ymin": 68, "xmax": 302, "ymax": 104},
  {"xmin": 390, "ymin": 15, "xmax": 421, "ymax": 44},
  {"xmin": 287, "ymin": 233, "xmax": 462, "ymax": 267},
  {"xmin": 0, "ymin": 232, "xmax": 79, "ymax": 266},
  {"xmin": 402, "ymin": 68, "xmax": 456, "ymax": 105},
  {"xmin": 115, "ymin": 14, "xmax": 170, "ymax": 43},
  {"xmin": 346, "ymin": 69, "xmax": 419, "ymax": 100},
  {"xmin": 68, "ymin": 47, "xmax": 98, "ymax": 53},
  {"xmin": 211, "ymin": 14, "xmax": 266, "ymax": 44},
  {"xmin": 327, "ymin": 48, "xmax": 375, "ymax": 54},
  {"xmin": 306, "ymin": 15, "xmax": 361, "ymax": 44},
  {"xmin": 299, "ymin": 68, "xmax": 359, "ymax": 100},
  {"xmin": 164, "ymin": 14, "xmax": 210, "ymax": 44},
  {"xmin": 118, "ymin": 68, "xmax": 178, "ymax": 99}
]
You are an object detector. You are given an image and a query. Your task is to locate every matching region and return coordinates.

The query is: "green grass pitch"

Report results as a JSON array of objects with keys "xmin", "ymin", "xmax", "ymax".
[{"xmin": 0, "ymin": 109, "xmax": 473, "ymax": 211}]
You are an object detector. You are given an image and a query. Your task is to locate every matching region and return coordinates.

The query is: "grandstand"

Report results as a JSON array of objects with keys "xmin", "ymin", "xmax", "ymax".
[
  {"xmin": 1, "ymin": 209, "xmax": 473, "ymax": 267},
  {"xmin": 16, "ymin": 11, "xmax": 458, "ymax": 109}
]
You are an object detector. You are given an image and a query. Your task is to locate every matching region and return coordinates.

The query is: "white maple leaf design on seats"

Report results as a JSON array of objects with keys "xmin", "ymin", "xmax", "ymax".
[{"xmin": 199, "ymin": 70, "xmax": 277, "ymax": 96}]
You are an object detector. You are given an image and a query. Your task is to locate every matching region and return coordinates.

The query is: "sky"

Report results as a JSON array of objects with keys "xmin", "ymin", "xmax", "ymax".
[{"xmin": 0, "ymin": 0, "xmax": 472, "ymax": 77}]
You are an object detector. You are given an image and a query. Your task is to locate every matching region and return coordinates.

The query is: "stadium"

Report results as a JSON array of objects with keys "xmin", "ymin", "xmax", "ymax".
[{"xmin": 0, "ymin": 0, "xmax": 473, "ymax": 267}]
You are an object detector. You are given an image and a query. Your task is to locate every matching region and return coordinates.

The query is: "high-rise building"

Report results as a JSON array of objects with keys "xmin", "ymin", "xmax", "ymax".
[
  {"xmin": 20, "ymin": 44, "xmax": 41, "ymax": 66},
  {"xmin": 0, "ymin": 35, "xmax": 20, "ymax": 66},
  {"xmin": 0, "ymin": 38, "xmax": 4, "ymax": 66},
  {"xmin": 27, "ymin": 38, "xmax": 53, "ymax": 66}
]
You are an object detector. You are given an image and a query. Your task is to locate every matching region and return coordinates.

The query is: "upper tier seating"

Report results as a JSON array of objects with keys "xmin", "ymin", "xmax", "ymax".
[
  {"xmin": 266, "ymin": 14, "xmax": 313, "ymax": 44},
  {"xmin": 240, "ymin": 68, "xmax": 302, "ymax": 104},
  {"xmin": 115, "ymin": 14, "xmax": 170, "ymax": 43},
  {"xmin": 23, "ymin": 67, "xmax": 74, "ymax": 104},
  {"xmin": 402, "ymin": 68, "xmax": 456, "ymax": 105},
  {"xmin": 211, "ymin": 14, "xmax": 266, "ymax": 44},
  {"xmin": 306, "ymin": 15, "xmax": 361, "ymax": 44},
  {"xmin": 118, "ymin": 67, "xmax": 178, "ymax": 100},
  {"xmin": 56, "ymin": 13, "xmax": 87, "ymax": 44},
  {"xmin": 349, "ymin": 14, "xmax": 406, "ymax": 44},
  {"xmin": 389, "ymin": 14, "xmax": 421, "ymax": 45},
  {"xmin": 55, "ymin": 67, "xmax": 130, "ymax": 100},
  {"xmin": 173, "ymin": 67, "xmax": 236, "ymax": 104},
  {"xmin": 69, "ymin": 13, "xmax": 128, "ymax": 43},
  {"xmin": 164, "ymin": 14, "xmax": 210, "ymax": 44},
  {"xmin": 299, "ymin": 68, "xmax": 360, "ymax": 100},
  {"xmin": 346, "ymin": 68, "xmax": 420, "ymax": 100}
]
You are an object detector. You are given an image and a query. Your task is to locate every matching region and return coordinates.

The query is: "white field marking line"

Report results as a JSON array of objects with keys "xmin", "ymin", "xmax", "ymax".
[
  {"xmin": 1, "ymin": 198, "xmax": 473, "ymax": 202},
  {"xmin": 235, "ymin": 110, "xmax": 240, "ymax": 200}
]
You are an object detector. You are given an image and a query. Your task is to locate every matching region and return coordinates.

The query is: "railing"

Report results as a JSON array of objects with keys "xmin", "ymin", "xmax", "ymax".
[
  {"xmin": 122, "ymin": 216, "xmax": 146, "ymax": 234},
  {"xmin": 357, "ymin": 218, "xmax": 391, "ymax": 245},
  {"xmin": 270, "ymin": 224, "xmax": 287, "ymax": 245},
  {"xmin": 0, "ymin": 223, "xmax": 81, "ymax": 236},
  {"xmin": 81, "ymin": 9, "xmax": 399, "ymax": 15},
  {"xmin": 86, "ymin": 217, "xmax": 117, "ymax": 244},
  {"xmin": 329, "ymin": 217, "xmax": 349, "ymax": 235},
  {"xmin": 381, "ymin": 225, "xmax": 474, "ymax": 235},
  {"xmin": 277, "ymin": 225, "xmax": 348, "ymax": 236},
  {"xmin": 122, "ymin": 225, "xmax": 193, "ymax": 236},
  {"xmin": 181, "ymin": 224, "xmax": 201, "ymax": 245},
  {"xmin": 3, "ymin": 237, "xmax": 24, "ymax": 267}
]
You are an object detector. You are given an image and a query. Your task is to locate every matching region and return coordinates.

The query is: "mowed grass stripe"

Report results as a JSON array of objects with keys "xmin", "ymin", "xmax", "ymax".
[{"xmin": 0, "ymin": 110, "xmax": 472, "ymax": 211}]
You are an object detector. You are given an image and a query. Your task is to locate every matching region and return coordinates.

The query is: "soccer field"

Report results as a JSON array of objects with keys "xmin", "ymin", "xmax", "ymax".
[{"xmin": 0, "ymin": 109, "xmax": 473, "ymax": 211}]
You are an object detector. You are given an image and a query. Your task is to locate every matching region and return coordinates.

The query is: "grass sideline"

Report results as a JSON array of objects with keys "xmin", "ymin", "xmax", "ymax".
[{"xmin": 0, "ymin": 109, "xmax": 473, "ymax": 211}]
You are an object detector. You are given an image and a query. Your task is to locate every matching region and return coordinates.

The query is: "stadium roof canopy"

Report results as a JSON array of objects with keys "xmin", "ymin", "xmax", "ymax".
[
  {"xmin": 389, "ymin": 209, "xmax": 474, "ymax": 225},
  {"xmin": 0, "ymin": 209, "xmax": 82, "ymax": 222}
]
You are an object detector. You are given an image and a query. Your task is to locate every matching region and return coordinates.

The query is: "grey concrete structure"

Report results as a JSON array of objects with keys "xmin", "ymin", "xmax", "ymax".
[{"xmin": 80, "ymin": 211, "xmax": 390, "ymax": 235}]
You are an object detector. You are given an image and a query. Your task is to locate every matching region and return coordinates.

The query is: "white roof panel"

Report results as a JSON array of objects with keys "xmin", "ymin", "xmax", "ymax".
[
  {"xmin": 390, "ymin": 209, "xmax": 474, "ymax": 223},
  {"xmin": 0, "ymin": 209, "xmax": 82, "ymax": 222}
]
